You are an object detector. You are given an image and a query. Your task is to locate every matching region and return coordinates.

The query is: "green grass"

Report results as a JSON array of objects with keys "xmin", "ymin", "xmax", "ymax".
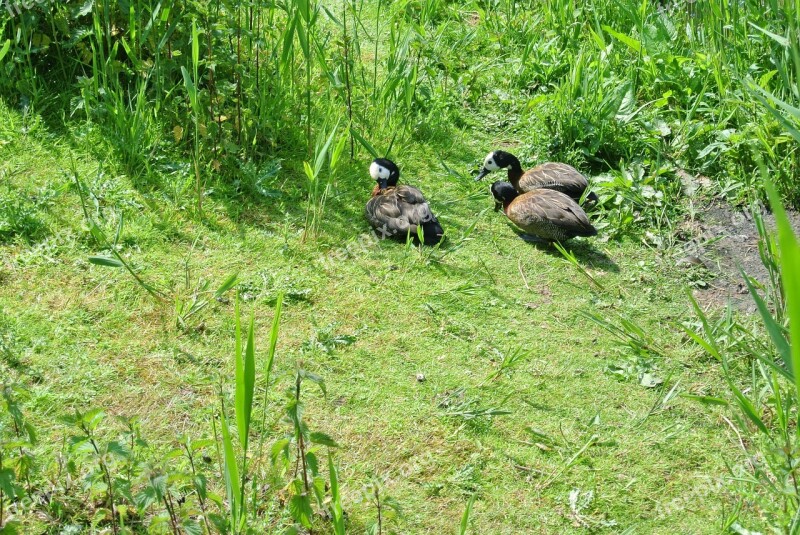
[
  {"xmin": 2, "ymin": 0, "xmax": 800, "ymax": 531},
  {"xmin": 0, "ymin": 98, "xmax": 742, "ymax": 532}
]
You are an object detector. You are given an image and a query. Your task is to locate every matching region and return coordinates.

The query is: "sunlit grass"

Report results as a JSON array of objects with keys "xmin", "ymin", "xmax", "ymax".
[{"xmin": 2, "ymin": 0, "xmax": 800, "ymax": 532}]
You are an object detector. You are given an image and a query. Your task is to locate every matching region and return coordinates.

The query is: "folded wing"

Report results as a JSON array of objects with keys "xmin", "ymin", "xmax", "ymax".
[
  {"xmin": 365, "ymin": 186, "xmax": 443, "ymax": 244},
  {"xmin": 506, "ymin": 189, "xmax": 596, "ymax": 241}
]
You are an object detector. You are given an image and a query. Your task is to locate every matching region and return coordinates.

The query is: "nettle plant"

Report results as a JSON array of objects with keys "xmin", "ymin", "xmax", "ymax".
[
  {"xmin": 0, "ymin": 384, "xmax": 36, "ymax": 531},
  {"xmin": 61, "ymin": 408, "xmax": 140, "ymax": 533},
  {"xmin": 270, "ymin": 366, "xmax": 343, "ymax": 533}
]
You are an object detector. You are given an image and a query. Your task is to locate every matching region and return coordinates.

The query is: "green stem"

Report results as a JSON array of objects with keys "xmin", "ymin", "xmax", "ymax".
[
  {"xmin": 373, "ymin": 0, "xmax": 381, "ymax": 102},
  {"xmin": 306, "ymin": 3, "xmax": 313, "ymax": 155},
  {"xmin": 0, "ymin": 449, "xmax": 4, "ymax": 528},
  {"xmin": 343, "ymin": 1, "xmax": 354, "ymax": 159},
  {"xmin": 184, "ymin": 443, "xmax": 212, "ymax": 534}
]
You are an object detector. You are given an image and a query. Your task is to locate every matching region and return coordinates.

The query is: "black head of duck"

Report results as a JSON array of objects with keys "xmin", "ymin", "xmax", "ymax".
[{"xmin": 490, "ymin": 180, "xmax": 518, "ymax": 212}]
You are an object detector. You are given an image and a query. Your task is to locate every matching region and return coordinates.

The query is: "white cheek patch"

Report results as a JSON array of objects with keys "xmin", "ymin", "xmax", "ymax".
[
  {"xmin": 484, "ymin": 158, "xmax": 501, "ymax": 171},
  {"xmin": 369, "ymin": 162, "xmax": 391, "ymax": 180}
]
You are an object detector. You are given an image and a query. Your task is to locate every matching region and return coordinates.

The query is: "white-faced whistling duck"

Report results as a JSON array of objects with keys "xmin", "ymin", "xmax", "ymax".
[{"xmin": 365, "ymin": 158, "xmax": 444, "ymax": 245}]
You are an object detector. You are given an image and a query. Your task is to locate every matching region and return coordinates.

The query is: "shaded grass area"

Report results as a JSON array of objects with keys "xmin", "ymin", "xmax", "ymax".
[{"xmin": 0, "ymin": 100, "xmax": 742, "ymax": 532}]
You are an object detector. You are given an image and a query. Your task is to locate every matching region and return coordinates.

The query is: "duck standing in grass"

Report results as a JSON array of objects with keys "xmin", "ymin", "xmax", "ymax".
[
  {"xmin": 365, "ymin": 158, "xmax": 444, "ymax": 245},
  {"xmin": 490, "ymin": 181, "xmax": 597, "ymax": 242},
  {"xmin": 476, "ymin": 150, "xmax": 598, "ymax": 204}
]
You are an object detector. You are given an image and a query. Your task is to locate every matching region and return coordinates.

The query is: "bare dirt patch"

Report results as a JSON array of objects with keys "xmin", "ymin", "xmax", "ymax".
[{"xmin": 677, "ymin": 198, "xmax": 800, "ymax": 313}]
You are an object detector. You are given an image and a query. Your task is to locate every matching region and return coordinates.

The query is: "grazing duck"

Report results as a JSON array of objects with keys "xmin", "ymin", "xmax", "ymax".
[
  {"xmin": 365, "ymin": 158, "xmax": 444, "ymax": 245},
  {"xmin": 476, "ymin": 150, "xmax": 598, "ymax": 203},
  {"xmin": 490, "ymin": 181, "xmax": 597, "ymax": 242}
]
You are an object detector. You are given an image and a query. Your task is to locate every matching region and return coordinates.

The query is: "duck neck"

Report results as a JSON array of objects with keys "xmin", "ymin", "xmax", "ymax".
[
  {"xmin": 505, "ymin": 157, "xmax": 524, "ymax": 189},
  {"xmin": 371, "ymin": 184, "xmax": 396, "ymax": 197}
]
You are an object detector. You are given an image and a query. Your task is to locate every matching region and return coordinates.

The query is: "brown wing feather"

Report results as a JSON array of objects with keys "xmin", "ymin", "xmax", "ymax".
[
  {"xmin": 365, "ymin": 185, "xmax": 440, "ymax": 239},
  {"xmin": 396, "ymin": 186, "xmax": 438, "ymax": 226},
  {"xmin": 365, "ymin": 194, "xmax": 410, "ymax": 237},
  {"xmin": 506, "ymin": 189, "xmax": 596, "ymax": 241},
  {"xmin": 394, "ymin": 185, "xmax": 426, "ymax": 204},
  {"xmin": 518, "ymin": 162, "xmax": 589, "ymax": 199}
]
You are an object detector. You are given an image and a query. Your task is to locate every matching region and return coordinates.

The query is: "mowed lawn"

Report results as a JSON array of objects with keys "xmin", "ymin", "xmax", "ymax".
[{"xmin": 0, "ymin": 100, "xmax": 741, "ymax": 533}]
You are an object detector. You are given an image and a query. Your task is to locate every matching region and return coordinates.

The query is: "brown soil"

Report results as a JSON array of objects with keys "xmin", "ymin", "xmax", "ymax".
[{"xmin": 677, "ymin": 198, "xmax": 800, "ymax": 313}]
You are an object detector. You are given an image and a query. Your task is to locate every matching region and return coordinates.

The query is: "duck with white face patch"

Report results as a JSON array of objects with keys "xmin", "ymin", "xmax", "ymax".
[
  {"xmin": 476, "ymin": 150, "xmax": 598, "ymax": 204},
  {"xmin": 365, "ymin": 158, "xmax": 444, "ymax": 246}
]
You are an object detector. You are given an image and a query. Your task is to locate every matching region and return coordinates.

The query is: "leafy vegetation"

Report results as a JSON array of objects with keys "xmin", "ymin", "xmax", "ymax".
[
  {"xmin": 3, "ymin": 0, "xmax": 800, "ymax": 212},
  {"xmin": 680, "ymin": 174, "xmax": 800, "ymax": 532},
  {"xmin": 1, "ymin": 0, "xmax": 800, "ymax": 532}
]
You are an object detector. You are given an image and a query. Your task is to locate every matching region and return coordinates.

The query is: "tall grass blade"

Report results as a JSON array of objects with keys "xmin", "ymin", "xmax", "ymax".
[
  {"xmin": 191, "ymin": 18, "xmax": 200, "ymax": 75},
  {"xmin": 458, "ymin": 494, "xmax": 476, "ymax": 535},
  {"xmin": 740, "ymin": 270, "xmax": 791, "ymax": 374},
  {"xmin": 256, "ymin": 292, "xmax": 285, "ymax": 469},
  {"xmin": 748, "ymin": 22, "xmax": 790, "ymax": 47},
  {"xmin": 89, "ymin": 256, "xmax": 125, "ymax": 268},
  {"xmin": 244, "ymin": 310, "xmax": 256, "ymax": 446},
  {"xmin": 350, "ymin": 127, "xmax": 381, "ymax": 158},
  {"xmin": 763, "ymin": 177, "xmax": 800, "ymax": 402},
  {"xmin": 747, "ymin": 84, "xmax": 800, "ymax": 144},
  {"xmin": 553, "ymin": 242, "xmax": 604, "ymax": 290},
  {"xmin": 314, "ymin": 125, "xmax": 339, "ymax": 176},
  {"xmin": 727, "ymin": 376, "xmax": 770, "ymax": 436},
  {"xmin": 0, "ymin": 40, "xmax": 10, "ymax": 63},
  {"xmin": 265, "ymin": 293, "xmax": 284, "ymax": 387},
  {"xmin": 601, "ymin": 25, "xmax": 642, "ymax": 53},
  {"xmin": 234, "ymin": 300, "xmax": 256, "ymax": 452},
  {"xmin": 181, "ymin": 66, "xmax": 197, "ymax": 105},
  {"xmin": 234, "ymin": 299, "xmax": 244, "ymax": 445},
  {"xmin": 220, "ymin": 406, "xmax": 241, "ymax": 529},
  {"xmin": 215, "ymin": 273, "xmax": 239, "ymax": 298},
  {"xmin": 328, "ymin": 453, "xmax": 345, "ymax": 535},
  {"xmin": 684, "ymin": 290, "xmax": 723, "ymax": 361}
]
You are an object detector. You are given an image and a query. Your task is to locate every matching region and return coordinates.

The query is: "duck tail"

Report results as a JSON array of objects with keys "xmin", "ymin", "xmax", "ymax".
[
  {"xmin": 420, "ymin": 219, "xmax": 444, "ymax": 245},
  {"xmin": 582, "ymin": 224, "xmax": 598, "ymax": 237}
]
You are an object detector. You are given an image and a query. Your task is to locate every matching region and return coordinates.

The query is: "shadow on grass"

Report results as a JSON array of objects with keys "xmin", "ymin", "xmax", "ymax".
[{"xmin": 509, "ymin": 228, "xmax": 620, "ymax": 273}]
